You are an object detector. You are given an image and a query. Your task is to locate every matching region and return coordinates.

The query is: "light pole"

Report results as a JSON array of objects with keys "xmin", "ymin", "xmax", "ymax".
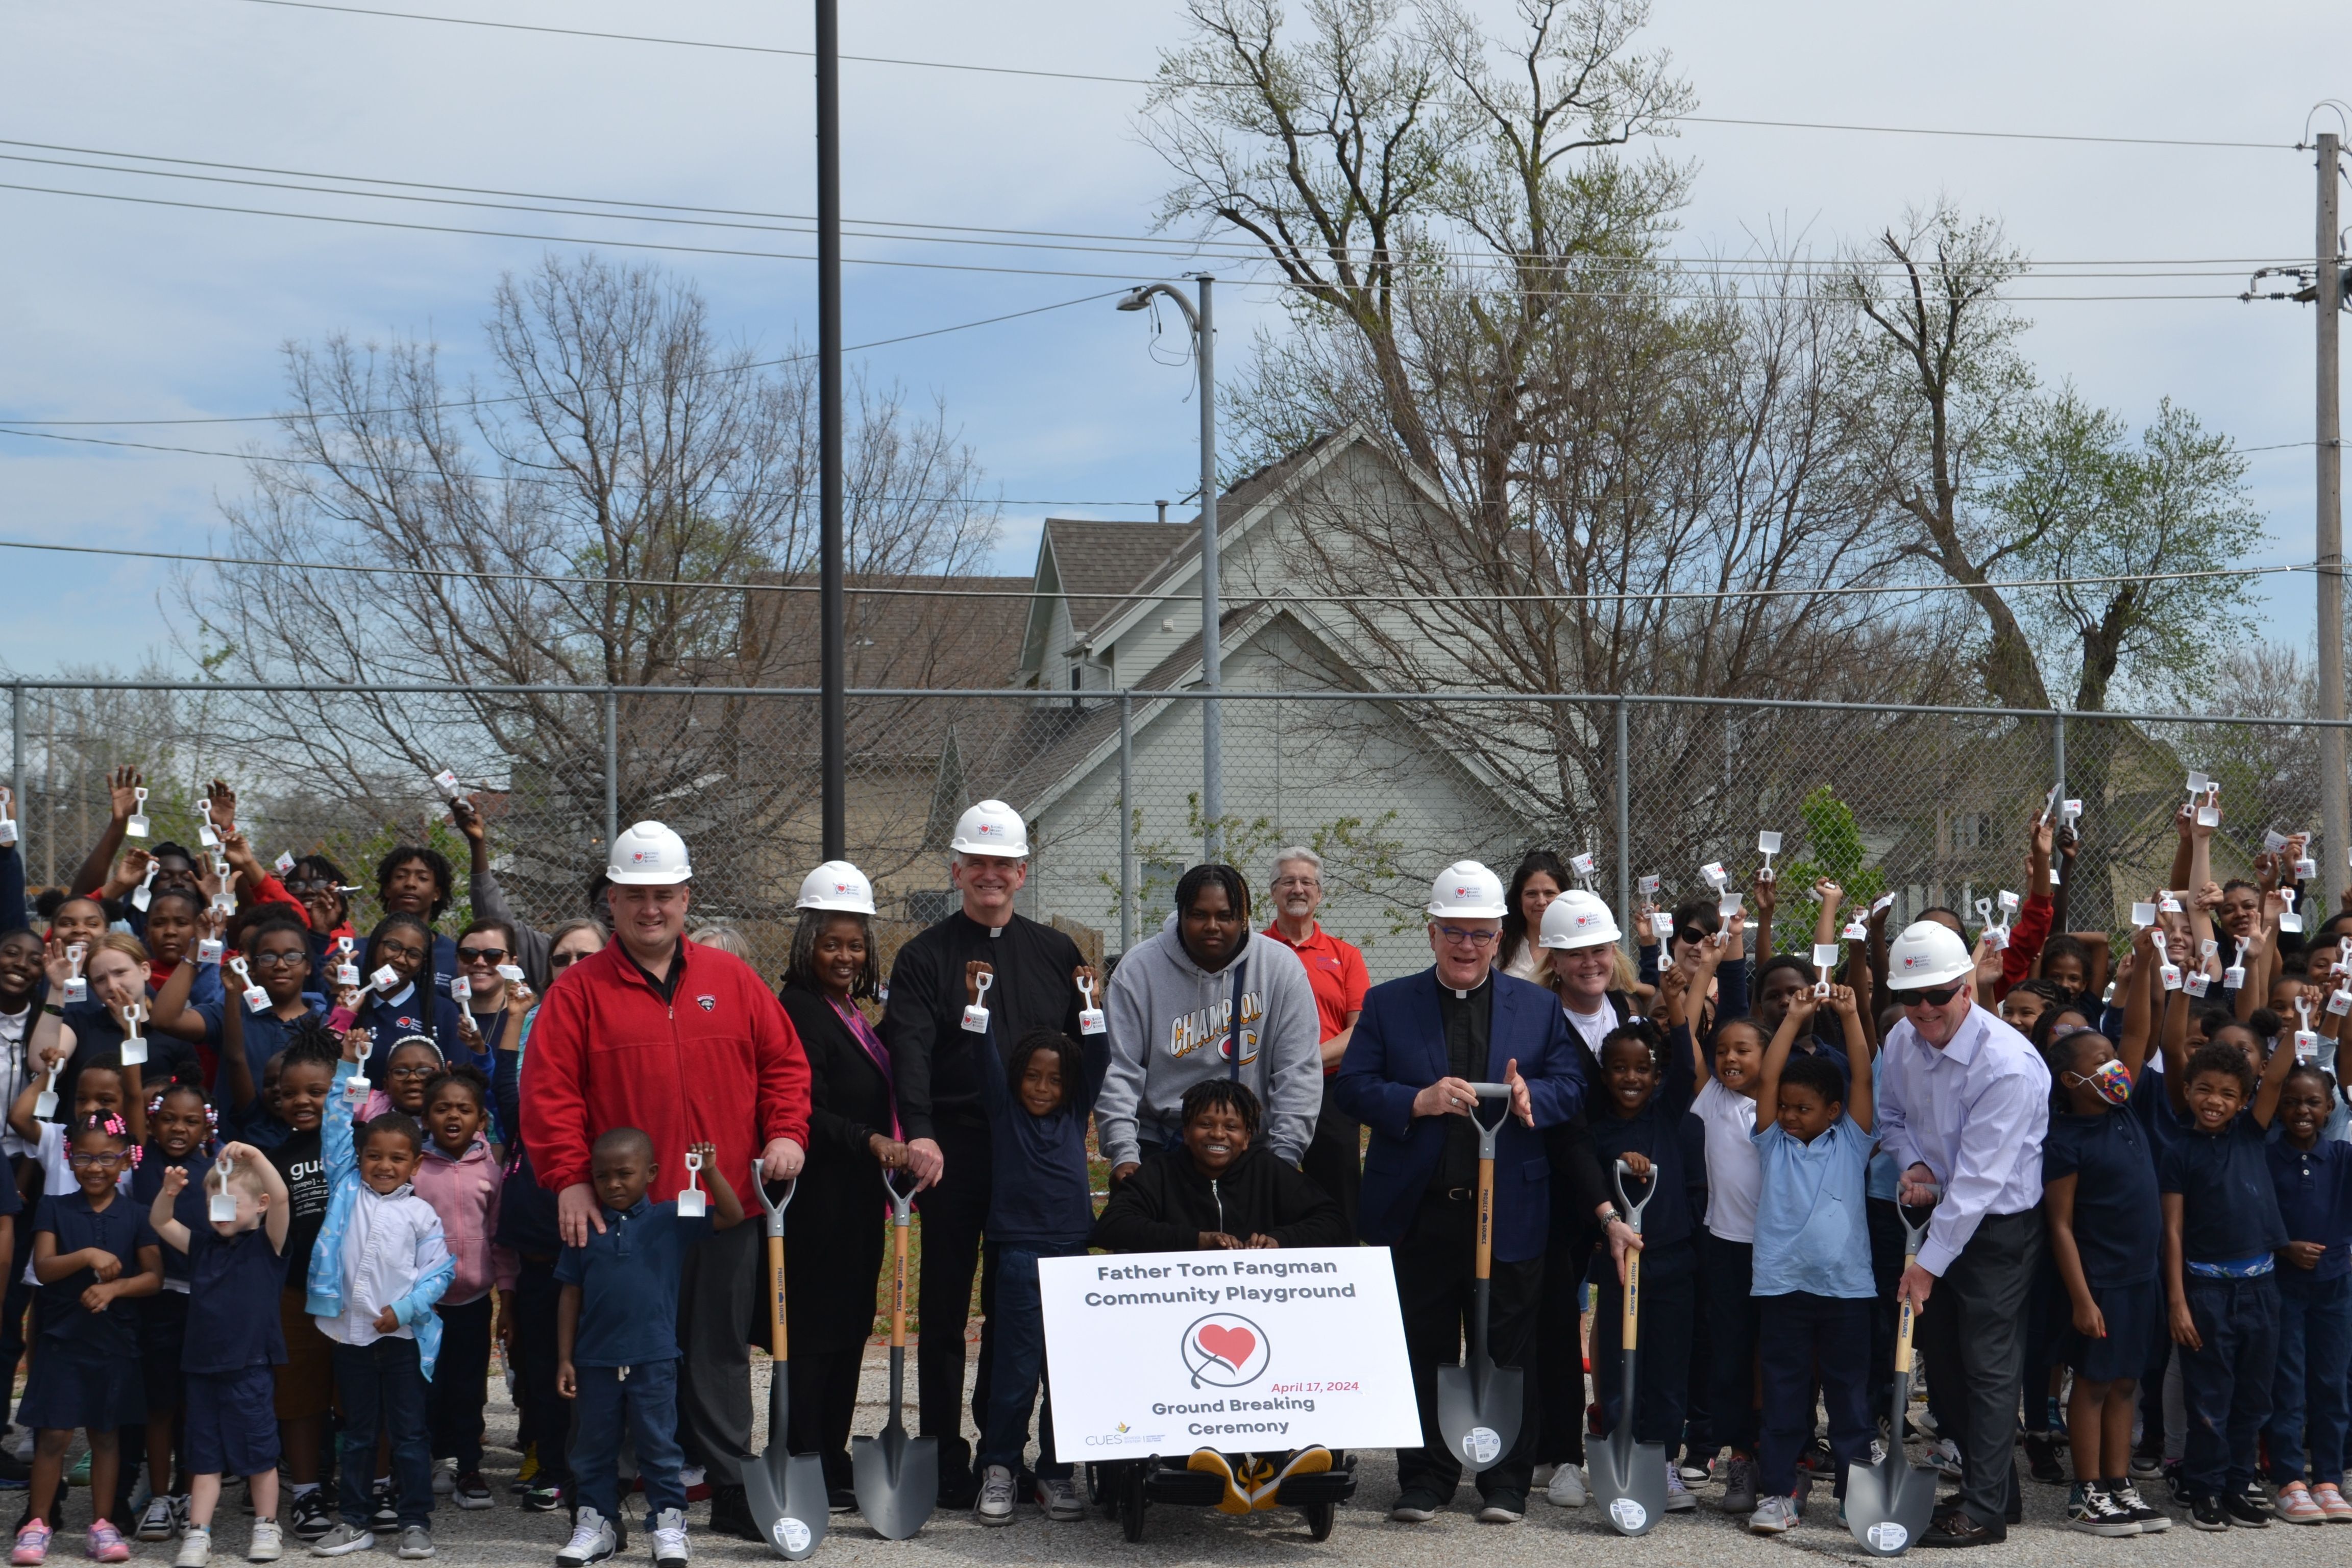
[{"xmin": 1118, "ymin": 276, "xmax": 1220, "ymax": 861}]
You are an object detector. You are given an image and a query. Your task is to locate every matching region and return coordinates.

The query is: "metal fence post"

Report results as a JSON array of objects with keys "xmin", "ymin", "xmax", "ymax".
[
  {"xmin": 2053, "ymin": 708, "xmax": 2067, "ymax": 806},
  {"xmin": 1614, "ymin": 697, "xmax": 1632, "ymax": 952},
  {"xmin": 602, "ymin": 689, "xmax": 618, "ymax": 849},
  {"xmin": 1119, "ymin": 692, "xmax": 1136, "ymax": 956},
  {"xmin": 9, "ymin": 684, "xmax": 20, "ymax": 840}
]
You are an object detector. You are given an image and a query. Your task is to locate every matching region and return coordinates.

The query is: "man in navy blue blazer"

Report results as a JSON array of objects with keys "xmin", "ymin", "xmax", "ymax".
[{"xmin": 1335, "ymin": 861, "xmax": 1584, "ymax": 1525}]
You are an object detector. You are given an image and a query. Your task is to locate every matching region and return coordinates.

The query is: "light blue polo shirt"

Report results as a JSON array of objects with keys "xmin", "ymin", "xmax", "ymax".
[{"xmin": 1750, "ymin": 1113, "xmax": 1875, "ymax": 1299}]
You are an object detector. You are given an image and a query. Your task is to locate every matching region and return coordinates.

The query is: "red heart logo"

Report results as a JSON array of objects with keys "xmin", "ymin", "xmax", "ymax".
[{"xmin": 1197, "ymin": 1324, "xmax": 1256, "ymax": 1370}]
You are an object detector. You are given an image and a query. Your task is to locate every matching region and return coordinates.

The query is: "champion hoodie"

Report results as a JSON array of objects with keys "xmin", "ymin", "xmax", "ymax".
[{"xmin": 1095, "ymin": 928, "xmax": 1323, "ymax": 1170}]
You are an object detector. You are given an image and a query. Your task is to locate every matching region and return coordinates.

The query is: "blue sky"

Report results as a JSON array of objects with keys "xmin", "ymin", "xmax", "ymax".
[{"xmin": 0, "ymin": 0, "xmax": 2340, "ymax": 678}]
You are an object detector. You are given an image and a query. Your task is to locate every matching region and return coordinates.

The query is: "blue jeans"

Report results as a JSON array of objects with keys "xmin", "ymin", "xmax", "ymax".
[
  {"xmin": 2264, "ymin": 1270, "xmax": 2352, "ymax": 1487},
  {"xmin": 1757, "ymin": 1293, "xmax": 1874, "ymax": 1499},
  {"xmin": 331, "ymin": 1337, "xmax": 433, "ymax": 1530},
  {"xmin": 571, "ymin": 1359, "xmax": 685, "ymax": 1520},
  {"xmin": 977, "ymin": 1245, "xmax": 1082, "ymax": 1480},
  {"xmin": 2179, "ymin": 1273, "xmax": 2280, "ymax": 1495}
]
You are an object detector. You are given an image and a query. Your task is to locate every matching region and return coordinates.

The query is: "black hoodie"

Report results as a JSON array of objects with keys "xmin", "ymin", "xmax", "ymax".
[{"xmin": 1092, "ymin": 1142, "xmax": 1351, "ymax": 1253}]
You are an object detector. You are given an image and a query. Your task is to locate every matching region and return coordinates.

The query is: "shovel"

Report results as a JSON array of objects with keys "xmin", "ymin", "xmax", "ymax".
[
  {"xmin": 1590, "ymin": 1158, "xmax": 1665, "ymax": 1536},
  {"xmin": 852, "ymin": 1169, "xmax": 937, "ymax": 1539},
  {"xmin": 1846, "ymin": 1200, "xmax": 1940, "ymax": 1556},
  {"xmin": 741, "ymin": 1169, "xmax": 827, "ymax": 1560},
  {"xmin": 1435, "ymin": 1083, "xmax": 1521, "ymax": 1474}
]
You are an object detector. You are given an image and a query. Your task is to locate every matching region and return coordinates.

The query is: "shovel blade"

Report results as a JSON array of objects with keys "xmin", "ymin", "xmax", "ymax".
[
  {"xmin": 851, "ymin": 1430, "xmax": 938, "ymax": 1541},
  {"xmin": 1587, "ymin": 1428, "xmax": 1668, "ymax": 1537},
  {"xmin": 1845, "ymin": 1458, "xmax": 1938, "ymax": 1557},
  {"xmin": 741, "ymin": 1451, "xmax": 827, "ymax": 1560},
  {"xmin": 1433, "ymin": 1360, "xmax": 1522, "ymax": 1473}
]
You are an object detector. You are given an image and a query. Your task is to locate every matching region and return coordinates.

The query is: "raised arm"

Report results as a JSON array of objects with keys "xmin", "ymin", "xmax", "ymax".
[
  {"xmin": 2118, "ymin": 923, "xmax": 2160, "ymax": 1084},
  {"xmin": 1753, "ymin": 990, "xmax": 1819, "ymax": 1130},
  {"xmin": 67, "ymin": 767, "xmax": 140, "ymax": 901},
  {"xmin": 149, "ymin": 1165, "xmax": 192, "ymax": 1254},
  {"xmin": 2250, "ymin": 1014, "xmax": 2300, "ymax": 1129},
  {"xmin": 1830, "ymin": 983, "xmax": 1872, "ymax": 1132}
]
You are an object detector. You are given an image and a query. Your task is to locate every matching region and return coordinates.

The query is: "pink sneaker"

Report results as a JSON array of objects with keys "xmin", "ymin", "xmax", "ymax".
[
  {"xmin": 9, "ymin": 1521, "xmax": 48, "ymax": 1566},
  {"xmin": 2314, "ymin": 1482, "xmax": 2352, "ymax": 1522},
  {"xmin": 2276, "ymin": 1482, "xmax": 2325, "ymax": 1525},
  {"xmin": 83, "ymin": 1521, "xmax": 128, "ymax": 1564}
]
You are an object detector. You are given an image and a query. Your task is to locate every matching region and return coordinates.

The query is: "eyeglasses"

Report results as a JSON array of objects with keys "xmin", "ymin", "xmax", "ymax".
[
  {"xmin": 388, "ymin": 1062, "xmax": 439, "ymax": 1079},
  {"xmin": 251, "ymin": 951, "xmax": 306, "ymax": 968},
  {"xmin": 69, "ymin": 1150, "xmax": 125, "ymax": 1168},
  {"xmin": 1272, "ymin": 876, "xmax": 1321, "ymax": 891},
  {"xmin": 375, "ymin": 943, "xmax": 425, "ymax": 963},
  {"xmin": 1899, "ymin": 984, "xmax": 1966, "ymax": 1008},
  {"xmin": 1434, "ymin": 926, "xmax": 1498, "ymax": 948},
  {"xmin": 284, "ymin": 877, "xmax": 334, "ymax": 894},
  {"xmin": 457, "ymin": 947, "xmax": 508, "ymax": 965}
]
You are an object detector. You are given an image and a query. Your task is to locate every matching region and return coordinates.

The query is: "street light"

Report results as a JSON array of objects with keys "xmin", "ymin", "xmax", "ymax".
[{"xmin": 1118, "ymin": 277, "xmax": 1220, "ymax": 861}]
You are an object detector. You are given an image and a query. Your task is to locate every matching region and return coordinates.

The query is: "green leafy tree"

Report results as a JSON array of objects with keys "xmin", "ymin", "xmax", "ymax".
[{"xmin": 1772, "ymin": 785, "xmax": 1888, "ymax": 955}]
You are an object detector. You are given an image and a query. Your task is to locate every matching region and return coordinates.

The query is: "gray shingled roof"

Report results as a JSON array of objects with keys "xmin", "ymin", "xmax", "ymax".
[{"xmin": 1041, "ymin": 519, "xmax": 1193, "ymax": 640}]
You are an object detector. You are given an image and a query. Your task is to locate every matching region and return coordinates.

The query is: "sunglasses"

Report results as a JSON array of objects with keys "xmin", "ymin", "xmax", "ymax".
[
  {"xmin": 1899, "ymin": 983, "xmax": 1966, "ymax": 1007},
  {"xmin": 551, "ymin": 950, "xmax": 585, "ymax": 969},
  {"xmin": 457, "ymin": 946, "xmax": 508, "ymax": 965}
]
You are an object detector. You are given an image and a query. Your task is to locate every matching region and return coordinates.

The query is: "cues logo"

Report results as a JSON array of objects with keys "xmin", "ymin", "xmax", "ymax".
[{"xmin": 1181, "ymin": 1313, "xmax": 1270, "ymax": 1388}]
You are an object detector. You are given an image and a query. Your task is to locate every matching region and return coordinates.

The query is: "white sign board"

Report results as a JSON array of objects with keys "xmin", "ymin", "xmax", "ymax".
[{"xmin": 1039, "ymin": 1247, "xmax": 1423, "ymax": 1461}]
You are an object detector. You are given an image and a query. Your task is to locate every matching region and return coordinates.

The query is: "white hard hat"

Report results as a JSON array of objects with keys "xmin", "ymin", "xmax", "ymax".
[
  {"xmin": 607, "ymin": 820, "xmax": 691, "ymax": 885},
  {"xmin": 1427, "ymin": 860, "xmax": 1508, "ymax": 919},
  {"xmin": 1886, "ymin": 920, "xmax": 1973, "ymax": 989},
  {"xmin": 949, "ymin": 799, "xmax": 1030, "ymax": 858},
  {"xmin": 1538, "ymin": 889, "xmax": 1622, "ymax": 949},
  {"xmin": 796, "ymin": 860, "xmax": 875, "ymax": 916}
]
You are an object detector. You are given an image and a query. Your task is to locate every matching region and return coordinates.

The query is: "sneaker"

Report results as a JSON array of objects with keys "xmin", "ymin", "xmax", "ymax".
[
  {"xmin": 1749, "ymin": 1494, "xmax": 1799, "ymax": 1534},
  {"xmin": 2190, "ymin": 1491, "xmax": 2230, "ymax": 1531},
  {"xmin": 1254, "ymin": 1448, "xmax": 1331, "ymax": 1511},
  {"xmin": 85, "ymin": 1521, "xmax": 130, "ymax": 1564},
  {"xmin": 1475, "ymin": 1490, "xmax": 1525, "ymax": 1524},
  {"xmin": 1678, "ymin": 1462, "xmax": 1709, "ymax": 1486},
  {"xmin": 520, "ymin": 1481, "xmax": 563, "ymax": 1514},
  {"xmin": 451, "ymin": 1475, "xmax": 489, "ymax": 1512},
  {"xmin": 308, "ymin": 1525, "xmax": 374, "ymax": 1557},
  {"xmin": 174, "ymin": 1527, "xmax": 212, "ymax": 1568},
  {"xmin": 974, "ymin": 1464, "xmax": 1016, "ymax": 1527},
  {"xmin": 247, "ymin": 1520, "xmax": 283, "ymax": 1563},
  {"xmin": 287, "ymin": 1496, "xmax": 331, "ymax": 1544},
  {"xmin": 1185, "ymin": 1452, "xmax": 1246, "ymax": 1517},
  {"xmin": 137, "ymin": 1500, "xmax": 178, "ymax": 1543},
  {"xmin": 2276, "ymin": 1481, "xmax": 2325, "ymax": 1525},
  {"xmin": 647, "ymin": 1507, "xmax": 687, "ymax": 1568},
  {"xmin": 2313, "ymin": 1481, "xmax": 2352, "ymax": 1521},
  {"xmin": 2067, "ymin": 1483, "xmax": 2138, "ymax": 1537},
  {"xmin": 1927, "ymin": 1439, "xmax": 1964, "ymax": 1478},
  {"xmin": 10, "ymin": 1521, "xmax": 46, "ymax": 1566},
  {"xmin": 675, "ymin": 1469, "xmax": 709, "ymax": 1506},
  {"xmin": 556, "ymin": 1509, "xmax": 616, "ymax": 1567},
  {"xmin": 1389, "ymin": 1488, "xmax": 1441, "ymax": 1523},
  {"xmin": 1717, "ymin": 1455, "xmax": 1758, "ymax": 1514},
  {"xmin": 429, "ymin": 1461, "xmax": 454, "ymax": 1499},
  {"xmin": 2111, "ymin": 1480, "xmax": 2169, "ymax": 1532},
  {"xmin": 1662, "ymin": 1457, "xmax": 1695, "ymax": 1512},
  {"xmin": 1033, "ymin": 1475, "xmax": 1084, "ymax": 1522},
  {"xmin": 2219, "ymin": 1488, "xmax": 2271, "ymax": 1528},
  {"xmin": 511, "ymin": 1448, "xmax": 538, "ymax": 1495},
  {"xmin": 2164, "ymin": 1460, "xmax": 2188, "ymax": 1506},
  {"xmin": 395, "ymin": 1527, "xmax": 431, "ymax": 1560},
  {"xmin": 2128, "ymin": 1449, "xmax": 2162, "ymax": 1481},
  {"xmin": 1546, "ymin": 1465, "xmax": 1586, "ymax": 1507},
  {"xmin": 2024, "ymin": 1434, "xmax": 2065, "ymax": 1485},
  {"xmin": 368, "ymin": 1486, "xmax": 397, "ymax": 1534}
]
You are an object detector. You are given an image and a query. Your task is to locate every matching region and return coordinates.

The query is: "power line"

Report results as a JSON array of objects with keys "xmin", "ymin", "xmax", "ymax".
[
  {"xmin": 0, "ymin": 534, "xmax": 2310, "ymax": 606},
  {"xmin": 219, "ymin": 0, "xmax": 2294, "ymax": 151}
]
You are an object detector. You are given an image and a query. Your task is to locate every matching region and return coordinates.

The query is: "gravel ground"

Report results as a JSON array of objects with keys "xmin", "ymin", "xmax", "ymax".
[{"xmin": 96, "ymin": 1350, "xmax": 2350, "ymax": 1567}]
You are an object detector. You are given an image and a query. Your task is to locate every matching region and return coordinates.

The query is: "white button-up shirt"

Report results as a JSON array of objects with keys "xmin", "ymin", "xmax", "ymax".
[
  {"xmin": 314, "ymin": 1181, "xmax": 449, "ymax": 1348},
  {"xmin": 1876, "ymin": 1000, "xmax": 2050, "ymax": 1277}
]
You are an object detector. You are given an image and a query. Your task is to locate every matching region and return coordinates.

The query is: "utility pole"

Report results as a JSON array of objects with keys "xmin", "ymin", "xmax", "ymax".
[
  {"xmin": 2319, "ymin": 132, "xmax": 2345, "ymax": 909},
  {"xmin": 817, "ymin": 0, "xmax": 846, "ymax": 861}
]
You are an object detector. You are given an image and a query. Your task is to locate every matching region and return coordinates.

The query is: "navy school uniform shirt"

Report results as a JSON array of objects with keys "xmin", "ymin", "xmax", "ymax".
[
  {"xmin": 355, "ymin": 983, "xmax": 469, "ymax": 1077},
  {"xmin": 2269, "ymin": 1138, "xmax": 2352, "ymax": 1281},
  {"xmin": 193, "ymin": 992, "xmax": 328, "ymax": 1086},
  {"xmin": 490, "ymin": 1046, "xmax": 558, "ymax": 1260},
  {"xmin": 1587, "ymin": 1022, "xmax": 1705, "ymax": 1252},
  {"xmin": 2157, "ymin": 1112, "xmax": 2289, "ymax": 1264},
  {"xmin": 33, "ymin": 1189, "xmax": 158, "ymax": 1354},
  {"xmin": 182, "ymin": 1222, "xmax": 289, "ymax": 1372},
  {"xmin": 554, "ymin": 1197, "xmax": 713, "ymax": 1367},
  {"xmin": 2042, "ymin": 1102, "xmax": 2160, "ymax": 1288},
  {"xmin": 130, "ymin": 1147, "xmax": 213, "ymax": 1287},
  {"xmin": 972, "ymin": 1020, "xmax": 1108, "ymax": 1252}
]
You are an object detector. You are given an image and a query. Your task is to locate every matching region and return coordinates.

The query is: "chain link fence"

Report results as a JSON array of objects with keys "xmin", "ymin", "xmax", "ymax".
[{"xmin": 4, "ymin": 681, "xmax": 2337, "ymax": 983}]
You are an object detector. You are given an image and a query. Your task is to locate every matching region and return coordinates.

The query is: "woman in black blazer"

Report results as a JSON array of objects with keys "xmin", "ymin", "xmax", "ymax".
[{"xmin": 775, "ymin": 865, "xmax": 907, "ymax": 1507}]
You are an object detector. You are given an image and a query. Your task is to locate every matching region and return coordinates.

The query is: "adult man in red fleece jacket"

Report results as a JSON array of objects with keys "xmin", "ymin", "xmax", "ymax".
[{"xmin": 521, "ymin": 820, "xmax": 811, "ymax": 1540}]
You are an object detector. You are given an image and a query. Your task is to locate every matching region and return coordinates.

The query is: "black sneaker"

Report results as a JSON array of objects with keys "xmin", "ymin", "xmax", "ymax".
[
  {"xmin": 2110, "ymin": 1479, "xmax": 2169, "ymax": 1532},
  {"xmin": 2190, "ymin": 1491, "xmax": 2230, "ymax": 1531},
  {"xmin": 1389, "ymin": 1488, "xmax": 1442, "ymax": 1523},
  {"xmin": 288, "ymin": 1492, "xmax": 333, "ymax": 1542},
  {"xmin": 2024, "ymin": 1435, "xmax": 2065, "ymax": 1485},
  {"xmin": 520, "ymin": 1480, "xmax": 564, "ymax": 1513},
  {"xmin": 369, "ymin": 1483, "xmax": 399, "ymax": 1533},
  {"xmin": 2067, "ymin": 1483, "xmax": 2138, "ymax": 1537},
  {"xmin": 2220, "ymin": 1488, "xmax": 2272, "ymax": 1528}
]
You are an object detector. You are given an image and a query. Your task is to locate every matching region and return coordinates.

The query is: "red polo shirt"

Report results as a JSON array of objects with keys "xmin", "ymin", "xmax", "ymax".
[{"xmin": 1264, "ymin": 920, "xmax": 1369, "ymax": 1060}]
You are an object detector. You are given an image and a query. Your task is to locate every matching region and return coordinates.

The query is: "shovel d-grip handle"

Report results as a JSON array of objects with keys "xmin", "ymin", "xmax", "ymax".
[{"xmin": 757, "ymin": 1167, "xmax": 796, "ymax": 1362}]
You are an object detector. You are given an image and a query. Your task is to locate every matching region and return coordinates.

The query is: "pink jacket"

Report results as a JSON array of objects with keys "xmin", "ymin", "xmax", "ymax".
[{"xmin": 410, "ymin": 1137, "xmax": 515, "ymax": 1304}]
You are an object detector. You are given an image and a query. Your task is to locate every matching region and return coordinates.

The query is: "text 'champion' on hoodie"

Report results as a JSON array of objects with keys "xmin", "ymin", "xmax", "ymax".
[{"xmin": 1095, "ymin": 928, "xmax": 1323, "ymax": 1170}]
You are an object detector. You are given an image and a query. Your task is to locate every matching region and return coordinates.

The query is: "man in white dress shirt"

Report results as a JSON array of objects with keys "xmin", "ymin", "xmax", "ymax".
[{"xmin": 1877, "ymin": 921, "xmax": 2051, "ymax": 1548}]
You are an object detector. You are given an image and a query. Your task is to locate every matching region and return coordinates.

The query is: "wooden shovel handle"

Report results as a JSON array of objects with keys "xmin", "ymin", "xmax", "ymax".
[
  {"xmin": 1621, "ymin": 1247, "xmax": 1640, "ymax": 1350},
  {"xmin": 768, "ymin": 1234, "xmax": 788, "ymax": 1361},
  {"xmin": 890, "ymin": 1216, "xmax": 910, "ymax": 1349},
  {"xmin": 1474, "ymin": 1156, "xmax": 1494, "ymax": 1281}
]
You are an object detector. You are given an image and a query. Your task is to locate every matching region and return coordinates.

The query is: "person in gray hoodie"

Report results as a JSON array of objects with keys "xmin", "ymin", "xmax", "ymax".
[{"xmin": 1099, "ymin": 864, "xmax": 1324, "ymax": 1179}]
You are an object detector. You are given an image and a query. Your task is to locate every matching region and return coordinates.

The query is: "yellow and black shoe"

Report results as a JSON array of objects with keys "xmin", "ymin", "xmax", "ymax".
[
  {"xmin": 1254, "ymin": 1447, "xmax": 1332, "ymax": 1509},
  {"xmin": 1189, "ymin": 1450, "xmax": 1251, "ymax": 1515}
]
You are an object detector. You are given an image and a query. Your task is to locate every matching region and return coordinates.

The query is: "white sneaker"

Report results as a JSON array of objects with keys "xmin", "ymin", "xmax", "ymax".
[
  {"xmin": 1927, "ymin": 1439, "xmax": 1963, "ymax": 1478},
  {"xmin": 1033, "ymin": 1476, "xmax": 1084, "ymax": 1522},
  {"xmin": 1749, "ymin": 1494, "xmax": 1799, "ymax": 1534},
  {"xmin": 247, "ymin": 1520, "xmax": 283, "ymax": 1564},
  {"xmin": 139, "ymin": 1499, "xmax": 180, "ymax": 1542},
  {"xmin": 556, "ymin": 1510, "xmax": 616, "ymax": 1567},
  {"xmin": 431, "ymin": 1459, "xmax": 455, "ymax": 1497},
  {"xmin": 174, "ymin": 1526, "xmax": 212, "ymax": 1567},
  {"xmin": 1663, "ymin": 1457, "xmax": 1696, "ymax": 1512},
  {"xmin": 975, "ymin": 1465, "xmax": 1016, "ymax": 1526},
  {"xmin": 1546, "ymin": 1465, "xmax": 1586, "ymax": 1507},
  {"xmin": 648, "ymin": 1507, "xmax": 688, "ymax": 1568}
]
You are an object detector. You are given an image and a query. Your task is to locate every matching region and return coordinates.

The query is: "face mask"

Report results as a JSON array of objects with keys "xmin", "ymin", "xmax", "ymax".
[{"xmin": 2067, "ymin": 1058, "xmax": 2132, "ymax": 1107}]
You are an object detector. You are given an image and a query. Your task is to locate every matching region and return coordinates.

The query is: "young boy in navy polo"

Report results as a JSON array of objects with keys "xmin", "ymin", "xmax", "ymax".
[
  {"xmin": 555, "ymin": 1131, "xmax": 742, "ymax": 1568},
  {"xmin": 150, "ymin": 1146, "xmax": 292, "ymax": 1566}
]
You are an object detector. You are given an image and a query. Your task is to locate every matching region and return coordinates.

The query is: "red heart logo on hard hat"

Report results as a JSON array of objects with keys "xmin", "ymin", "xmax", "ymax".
[{"xmin": 1197, "ymin": 1324, "xmax": 1256, "ymax": 1371}]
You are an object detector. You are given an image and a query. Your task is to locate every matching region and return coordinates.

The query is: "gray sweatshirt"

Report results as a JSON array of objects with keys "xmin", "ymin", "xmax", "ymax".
[{"xmin": 1096, "ymin": 929, "xmax": 1324, "ymax": 1169}]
